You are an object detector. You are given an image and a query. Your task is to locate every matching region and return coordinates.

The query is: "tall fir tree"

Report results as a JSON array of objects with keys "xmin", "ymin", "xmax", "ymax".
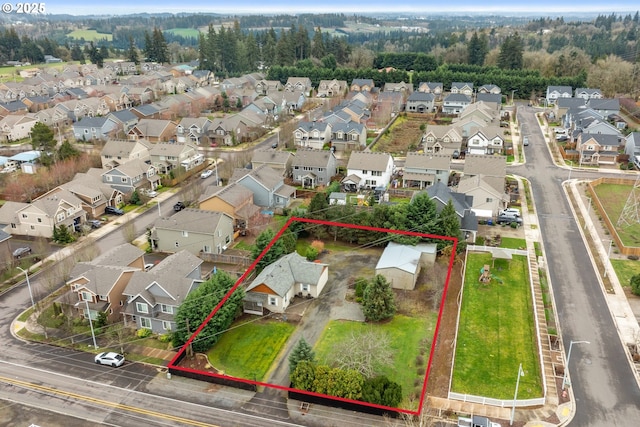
[{"xmin": 126, "ymin": 36, "xmax": 139, "ymax": 64}]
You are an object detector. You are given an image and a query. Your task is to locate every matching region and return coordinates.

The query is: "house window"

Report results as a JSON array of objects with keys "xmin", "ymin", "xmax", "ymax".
[
  {"xmin": 175, "ymin": 242, "xmax": 179, "ymax": 248},
  {"xmin": 136, "ymin": 302, "xmax": 149, "ymax": 314},
  {"xmin": 362, "ymin": 170, "xmax": 368, "ymax": 174},
  {"xmin": 203, "ymin": 245, "xmax": 211, "ymax": 253},
  {"xmin": 269, "ymin": 296, "xmax": 277, "ymax": 306},
  {"xmin": 22, "ymin": 213, "xmax": 27, "ymax": 218},
  {"xmin": 121, "ymin": 177, "xmax": 127, "ymax": 183},
  {"xmin": 161, "ymin": 304, "xmax": 172, "ymax": 314},
  {"xmin": 98, "ymin": 294, "xmax": 108, "ymax": 301},
  {"xmin": 30, "ymin": 225, "xmax": 35, "ymax": 230},
  {"xmin": 225, "ymin": 235, "xmax": 230, "ymax": 244},
  {"xmin": 140, "ymin": 317, "xmax": 152, "ymax": 329},
  {"xmin": 106, "ymin": 176, "xmax": 112, "ymax": 182},
  {"xmin": 81, "ymin": 291, "xmax": 92, "ymax": 302},
  {"xmin": 486, "ymin": 198, "xmax": 493, "ymax": 203},
  {"xmin": 57, "ymin": 213, "xmax": 65, "ymax": 222},
  {"xmin": 162, "ymin": 321, "xmax": 171, "ymax": 331},
  {"xmin": 37, "ymin": 218, "xmax": 42, "ymax": 223},
  {"xmin": 372, "ymin": 171, "xmax": 382, "ymax": 177},
  {"xmin": 301, "ymin": 284, "xmax": 310, "ymax": 292},
  {"xmin": 182, "ymin": 230, "xmax": 188, "ymax": 237}
]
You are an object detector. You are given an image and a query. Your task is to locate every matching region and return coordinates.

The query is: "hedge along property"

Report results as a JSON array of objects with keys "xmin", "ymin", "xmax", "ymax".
[{"xmin": 168, "ymin": 217, "xmax": 457, "ymax": 417}]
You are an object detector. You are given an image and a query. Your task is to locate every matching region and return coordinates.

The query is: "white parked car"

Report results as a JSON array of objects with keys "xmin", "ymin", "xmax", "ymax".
[
  {"xmin": 499, "ymin": 208, "xmax": 521, "ymax": 217},
  {"xmin": 201, "ymin": 169, "xmax": 213, "ymax": 179},
  {"xmin": 94, "ymin": 352, "xmax": 125, "ymax": 367}
]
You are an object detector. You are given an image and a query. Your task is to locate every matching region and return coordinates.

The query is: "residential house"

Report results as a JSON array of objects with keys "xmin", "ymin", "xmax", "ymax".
[
  {"xmin": 350, "ymin": 79, "xmax": 375, "ymax": 92},
  {"xmin": 199, "ymin": 182, "xmax": 261, "ymax": 230},
  {"xmin": 285, "ymin": 77, "xmax": 313, "ymax": 96},
  {"xmin": 330, "ymin": 121, "xmax": 367, "ymax": 152},
  {"xmin": 0, "ymin": 115, "xmax": 37, "ymax": 142},
  {"xmin": 251, "ymin": 149, "xmax": 295, "ymax": 177},
  {"xmin": 406, "ymin": 92, "xmax": 436, "ymax": 113},
  {"xmin": 478, "ymin": 84, "xmax": 501, "ymax": 94},
  {"xmin": 577, "ymin": 133, "xmax": 619, "ymax": 165},
  {"xmin": 417, "ymin": 82, "xmax": 443, "ymax": 99},
  {"xmin": 152, "ymin": 209, "xmax": 235, "ymax": 255},
  {"xmin": 466, "ymin": 126, "xmax": 506, "ymax": 155},
  {"xmin": 450, "ymin": 82, "xmax": 474, "ymax": 96},
  {"xmin": 100, "ymin": 139, "xmax": 151, "ymax": 169},
  {"xmin": 545, "ymin": 85, "xmax": 573, "ymax": 105},
  {"xmin": 375, "ymin": 242, "xmax": 437, "ymax": 290},
  {"xmin": 575, "ymin": 88, "xmax": 603, "ymax": 100},
  {"xmin": 294, "ymin": 121, "xmax": 332, "ymax": 150},
  {"xmin": 60, "ymin": 180, "xmax": 109, "ymax": 219},
  {"xmin": 128, "ymin": 119, "xmax": 177, "ymax": 143},
  {"xmin": 255, "ymin": 80, "xmax": 283, "ymax": 96},
  {"xmin": 624, "ymin": 132, "xmax": 640, "ymax": 168},
  {"xmin": 72, "ymin": 116, "xmax": 118, "ymax": 142},
  {"xmin": 0, "ymin": 100, "xmax": 28, "ymax": 115},
  {"xmin": 476, "ymin": 93, "xmax": 502, "ymax": 108},
  {"xmin": 343, "ymin": 151, "xmax": 394, "ymax": 191},
  {"xmin": 283, "ymin": 90, "xmax": 307, "ymax": 114},
  {"xmin": 101, "ymin": 159, "xmax": 160, "ymax": 194},
  {"xmin": 402, "ymin": 153, "xmax": 451, "ymax": 189},
  {"xmin": 176, "ymin": 117, "xmax": 212, "ymax": 145},
  {"xmin": 72, "ymin": 171, "xmax": 126, "ymax": 212},
  {"xmin": 442, "ymin": 93, "xmax": 472, "ymax": 115},
  {"xmin": 0, "ymin": 230, "xmax": 11, "ymax": 267},
  {"xmin": 244, "ymin": 252, "xmax": 328, "ymax": 315},
  {"xmin": 383, "ymin": 81, "xmax": 412, "ymax": 93},
  {"xmin": 22, "ymin": 95, "xmax": 52, "ymax": 112},
  {"xmin": 122, "ymin": 250, "xmax": 204, "ymax": 333},
  {"xmin": 456, "ymin": 174, "xmax": 509, "ymax": 218},
  {"xmin": 292, "ymin": 149, "xmax": 338, "ymax": 189},
  {"xmin": 417, "ymin": 181, "xmax": 478, "ymax": 242},
  {"xmin": 231, "ymin": 165, "xmax": 296, "ymax": 209},
  {"xmin": 422, "ymin": 125, "xmax": 464, "ymax": 156},
  {"xmin": 329, "ymin": 192, "xmax": 347, "ymax": 205},
  {"xmin": 107, "ymin": 109, "xmax": 138, "ymax": 136},
  {"xmin": 463, "ymin": 154, "xmax": 507, "ymax": 194},
  {"xmin": 11, "ymin": 187, "xmax": 86, "ymax": 238},
  {"xmin": 149, "ymin": 142, "xmax": 203, "ymax": 173},
  {"xmin": 588, "ymin": 98, "xmax": 620, "ymax": 118},
  {"xmin": 377, "ymin": 92, "xmax": 404, "ymax": 116},
  {"xmin": 130, "ymin": 104, "xmax": 162, "ymax": 120},
  {"xmin": 317, "ymin": 79, "xmax": 347, "ymax": 97}
]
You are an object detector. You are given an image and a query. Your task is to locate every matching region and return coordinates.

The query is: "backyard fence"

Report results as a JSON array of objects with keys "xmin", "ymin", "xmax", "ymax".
[{"xmin": 447, "ymin": 392, "xmax": 545, "ymax": 408}]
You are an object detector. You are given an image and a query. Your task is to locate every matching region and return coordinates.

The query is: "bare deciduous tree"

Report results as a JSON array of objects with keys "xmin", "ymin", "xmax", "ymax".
[
  {"xmin": 121, "ymin": 220, "xmax": 137, "ymax": 244},
  {"xmin": 331, "ymin": 329, "xmax": 394, "ymax": 378}
]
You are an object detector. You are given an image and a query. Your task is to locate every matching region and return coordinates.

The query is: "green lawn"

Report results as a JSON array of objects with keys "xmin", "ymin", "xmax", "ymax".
[
  {"xmin": 165, "ymin": 28, "xmax": 201, "ymax": 38},
  {"xmin": 67, "ymin": 29, "xmax": 113, "ymax": 41},
  {"xmin": 314, "ymin": 315, "xmax": 435, "ymax": 406},
  {"xmin": 611, "ymin": 259, "xmax": 640, "ymax": 288},
  {"xmin": 593, "ymin": 184, "xmax": 640, "ymax": 247},
  {"xmin": 207, "ymin": 318, "xmax": 295, "ymax": 381},
  {"xmin": 500, "ymin": 237, "xmax": 527, "ymax": 250},
  {"xmin": 452, "ymin": 252, "xmax": 542, "ymax": 399},
  {"xmin": 295, "ymin": 237, "xmax": 359, "ymax": 256}
]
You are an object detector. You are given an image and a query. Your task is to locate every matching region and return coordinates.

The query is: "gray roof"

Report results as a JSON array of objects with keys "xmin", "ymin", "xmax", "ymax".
[
  {"xmin": 132, "ymin": 104, "xmax": 160, "ymax": 116},
  {"xmin": 297, "ymin": 121, "xmax": 329, "ymax": 133},
  {"xmin": 32, "ymin": 188, "xmax": 83, "ymax": 216},
  {"xmin": 347, "ymin": 151, "xmax": 393, "ymax": 172},
  {"xmin": 152, "ymin": 249, "xmax": 203, "ymax": 278},
  {"xmin": 68, "ymin": 264, "xmax": 136, "ymax": 295},
  {"xmin": 476, "ymin": 93, "xmax": 502, "ymax": 105},
  {"xmin": 247, "ymin": 252, "xmax": 327, "ymax": 297},
  {"xmin": 331, "ymin": 121, "xmax": 365, "ymax": 133},
  {"xmin": 92, "ymin": 243, "xmax": 145, "ymax": 267},
  {"xmin": 405, "ymin": 152, "xmax": 451, "ymax": 170},
  {"xmin": 233, "ymin": 164, "xmax": 283, "ymax": 191},
  {"xmin": 376, "ymin": 241, "xmax": 437, "ymax": 274},
  {"xmin": 0, "ymin": 229, "xmax": 11, "ymax": 243},
  {"xmin": 451, "ymin": 82, "xmax": 473, "ymax": 90},
  {"xmin": 108, "ymin": 109, "xmax": 138, "ymax": 123},
  {"xmin": 74, "ymin": 116, "xmax": 112, "ymax": 128},
  {"xmin": 154, "ymin": 208, "xmax": 232, "ymax": 234},
  {"xmin": 557, "ymin": 98, "xmax": 587, "ymax": 109},
  {"xmin": 101, "ymin": 139, "xmax": 147, "ymax": 157},
  {"xmin": 0, "ymin": 201, "xmax": 28, "ymax": 225},
  {"xmin": 123, "ymin": 270, "xmax": 195, "ymax": 307},
  {"xmin": 547, "ymin": 85, "xmax": 573, "ymax": 94},
  {"xmin": 463, "ymin": 154, "xmax": 506, "ymax": 178},
  {"xmin": 252, "ymin": 149, "xmax": 294, "ymax": 165},
  {"xmin": 201, "ymin": 182, "xmax": 254, "ymax": 207},
  {"xmin": 444, "ymin": 93, "xmax": 472, "ymax": 103},
  {"xmin": 293, "ymin": 149, "xmax": 335, "ymax": 168},
  {"xmin": 408, "ymin": 92, "xmax": 435, "ymax": 102}
]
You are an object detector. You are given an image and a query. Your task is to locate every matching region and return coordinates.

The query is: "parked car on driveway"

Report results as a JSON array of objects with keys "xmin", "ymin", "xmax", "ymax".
[
  {"xmin": 173, "ymin": 201, "xmax": 186, "ymax": 211},
  {"xmin": 499, "ymin": 208, "xmax": 521, "ymax": 217},
  {"xmin": 88, "ymin": 220, "xmax": 102, "ymax": 229},
  {"xmin": 201, "ymin": 169, "xmax": 213, "ymax": 179},
  {"xmin": 94, "ymin": 352, "xmax": 125, "ymax": 367},
  {"xmin": 105, "ymin": 206, "xmax": 124, "ymax": 215},
  {"xmin": 496, "ymin": 215, "xmax": 523, "ymax": 226},
  {"xmin": 13, "ymin": 246, "xmax": 32, "ymax": 258}
]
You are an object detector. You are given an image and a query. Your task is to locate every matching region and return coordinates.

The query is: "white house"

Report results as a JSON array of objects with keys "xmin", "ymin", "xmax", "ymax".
[{"xmin": 343, "ymin": 151, "xmax": 394, "ymax": 191}]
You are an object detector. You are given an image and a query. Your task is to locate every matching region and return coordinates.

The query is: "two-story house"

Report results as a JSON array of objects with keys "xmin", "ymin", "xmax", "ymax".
[
  {"xmin": 575, "ymin": 88, "xmax": 603, "ymax": 100},
  {"xmin": 342, "ymin": 151, "xmax": 394, "ymax": 191},
  {"xmin": 285, "ymin": 77, "xmax": 313, "ymax": 96},
  {"xmin": 422, "ymin": 125, "xmax": 464, "ymax": 156},
  {"xmin": 107, "ymin": 109, "xmax": 138, "ymax": 135},
  {"xmin": 122, "ymin": 250, "xmax": 204, "ymax": 333},
  {"xmin": 624, "ymin": 132, "xmax": 640, "ymax": 168},
  {"xmin": 148, "ymin": 142, "xmax": 203, "ymax": 174},
  {"xmin": 442, "ymin": 94, "xmax": 472, "ymax": 115},
  {"xmin": 0, "ymin": 115, "xmax": 38, "ymax": 142},
  {"xmin": 292, "ymin": 149, "xmax": 338, "ymax": 189},
  {"xmin": 101, "ymin": 139, "xmax": 151, "ymax": 169},
  {"xmin": 546, "ymin": 85, "xmax": 573, "ymax": 105},
  {"xmin": 478, "ymin": 84, "xmax": 501, "ymax": 94},
  {"xmin": 350, "ymin": 79, "xmax": 375, "ymax": 92},
  {"xmin": 463, "ymin": 154, "xmax": 507, "ymax": 195},
  {"xmin": 330, "ymin": 121, "xmax": 367, "ymax": 152},
  {"xmin": 294, "ymin": 121, "xmax": 332, "ymax": 150},
  {"xmin": 101, "ymin": 159, "xmax": 159, "ymax": 194},
  {"xmin": 199, "ymin": 182, "xmax": 261, "ymax": 231},
  {"xmin": 466, "ymin": 126, "xmax": 506, "ymax": 155},
  {"xmin": 417, "ymin": 82, "xmax": 443, "ymax": 99},
  {"xmin": 152, "ymin": 208, "xmax": 235, "ymax": 255},
  {"xmin": 577, "ymin": 133, "xmax": 619, "ymax": 165},
  {"xmin": 406, "ymin": 92, "xmax": 436, "ymax": 114},
  {"xmin": 456, "ymin": 174, "xmax": 509, "ymax": 218},
  {"xmin": 73, "ymin": 116, "xmax": 118, "ymax": 142},
  {"xmin": 420, "ymin": 181, "xmax": 478, "ymax": 242},
  {"xmin": 128, "ymin": 119, "xmax": 178, "ymax": 143},
  {"xmin": 402, "ymin": 153, "xmax": 451, "ymax": 189},
  {"xmin": 317, "ymin": 79, "xmax": 347, "ymax": 97},
  {"xmin": 176, "ymin": 117, "xmax": 212, "ymax": 145},
  {"xmin": 231, "ymin": 165, "xmax": 296, "ymax": 209},
  {"xmin": 251, "ymin": 149, "xmax": 295, "ymax": 177},
  {"xmin": 450, "ymin": 82, "xmax": 474, "ymax": 96}
]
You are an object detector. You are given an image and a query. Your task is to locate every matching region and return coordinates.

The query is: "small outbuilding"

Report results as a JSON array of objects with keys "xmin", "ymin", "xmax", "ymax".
[{"xmin": 375, "ymin": 241, "xmax": 438, "ymax": 290}]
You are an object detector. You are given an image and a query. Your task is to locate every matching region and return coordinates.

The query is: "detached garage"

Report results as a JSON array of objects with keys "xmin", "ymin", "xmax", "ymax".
[{"xmin": 375, "ymin": 242, "xmax": 438, "ymax": 290}]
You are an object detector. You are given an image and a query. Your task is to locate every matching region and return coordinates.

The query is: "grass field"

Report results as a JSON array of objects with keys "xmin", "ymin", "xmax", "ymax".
[
  {"xmin": 452, "ymin": 252, "xmax": 543, "ymax": 399},
  {"xmin": 165, "ymin": 28, "xmax": 201, "ymax": 38},
  {"xmin": 206, "ymin": 317, "xmax": 295, "ymax": 381},
  {"xmin": 314, "ymin": 314, "xmax": 435, "ymax": 407},
  {"xmin": 593, "ymin": 183, "xmax": 640, "ymax": 247},
  {"xmin": 500, "ymin": 237, "xmax": 527, "ymax": 250},
  {"xmin": 67, "ymin": 29, "xmax": 113, "ymax": 42},
  {"xmin": 611, "ymin": 259, "xmax": 640, "ymax": 288}
]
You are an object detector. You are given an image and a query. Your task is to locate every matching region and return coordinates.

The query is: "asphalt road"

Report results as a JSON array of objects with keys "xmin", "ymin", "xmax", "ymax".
[{"xmin": 511, "ymin": 106, "xmax": 640, "ymax": 426}]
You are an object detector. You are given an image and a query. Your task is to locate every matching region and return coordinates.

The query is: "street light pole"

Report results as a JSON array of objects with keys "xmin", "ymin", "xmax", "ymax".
[
  {"xmin": 510, "ymin": 363, "xmax": 524, "ymax": 425},
  {"xmin": 17, "ymin": 266, "xmax": 35, "ymax": 311},
  {"xmin": 562, "ymin": 340, "xmax": 590, "ymax": 390},
  {"xmin": 76, "ymin": 300, "xmax": 98, "ymax": 349},
  {"xmin": 511, "ymin": 90, "xmax": 517, "ymax": 105}
]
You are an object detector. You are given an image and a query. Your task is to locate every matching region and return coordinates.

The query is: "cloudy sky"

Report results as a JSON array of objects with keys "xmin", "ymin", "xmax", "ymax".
[{"xmin": 42, "ymin": 1, "xmax": 640, "ymax": 16}]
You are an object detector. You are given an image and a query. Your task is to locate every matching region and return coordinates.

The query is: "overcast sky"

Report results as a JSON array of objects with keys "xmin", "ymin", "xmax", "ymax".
[{"xmin": 42, "ymin": 1, "xmax": 640, "ymax": 16}]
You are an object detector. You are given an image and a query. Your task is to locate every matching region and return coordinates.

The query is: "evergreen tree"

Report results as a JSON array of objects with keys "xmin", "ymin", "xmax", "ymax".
[
  {"xmin": 289, "ymin": 338, "xmax": 316, "ymax": 375},
  {"xmin": 311, "ymin": 27, "xmax": 326, "ymax": 59},
  {"xmin": 152, "ymin": 27, "xmax": 169, "ymax": 63},
  {"xmin": 57, "ymin": 140, "xmax": 79, "ymax": 160},
  {"xmin": 362, "ymin": 274, "xmax": 396, "ymax": 322},
  {"xmin": 498, "ymin": 32, "xmax": 524, "ymax": 70},
  {"xmin": 467, "ymin": 31, "xmax": 488, "ymax": 66},
  {"xmin": 99, "ymin": 45, "xmax": 109, "ymax": 61},
  {"xmin": 143, "ymin": 31, "xmax": 154, "ymax": 61},
  {"xmin": 31, "ymin": 122, "xmax": 55, "ymax": 152},
  {"xmin": 405, "ymin": 191, "xmax": 438, "ymax": 235},
  {"xmin": 70, "ymin": 44, "xmax": 84, "ymax": 62},
  {"xmin": 87, "ymin": 41, "xmax": 103, "ymax": 68},
  {"xmin": 251, "ymin": 228, "xmax": 286, "ymax": 272},
  {"xmin": 126, "ymin": 36, "xmax": 139, "ymax": 64}
]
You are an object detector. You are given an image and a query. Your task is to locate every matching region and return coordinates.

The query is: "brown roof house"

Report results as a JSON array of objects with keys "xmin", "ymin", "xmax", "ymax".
[
  {"xmin": 244, "ymin": 252, "xmax": 328, "ymax": 315},
  {"xmin": 100, "ymin": 139, "xmax": 151, "ymax": 169},
  {"xmin": 463, "ymin": 154, "xmax": 507, "ymax": 195},
  {"xmin": 128, "ymin": 119, "xmax": 177, "ymax": 143},
  {"xmin": 199, "ymin": 182, "xmax": 261, "ymax": 231}
]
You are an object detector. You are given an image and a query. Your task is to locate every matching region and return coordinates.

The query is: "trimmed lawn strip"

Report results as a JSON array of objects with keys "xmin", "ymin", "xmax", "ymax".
[
  {"xmin": 611, "ymin": 259, "xmax": 640, "ymax": 288},
  {"xmin": 314, "ymin": 315, "xmax": 434, "ymax": 407},
  {"xmin": 452, "ymin": 253, "xmax": 542, "ymax": 399},
  {"xmin": 207, "ymin": 317, "xmax": 295, "ymax": 381},
  {"xmin": 500, "ymin": 237, "xmax": 526, "ymax": 250},
  {"xmin": 593, "ymin": 183, "xmax": 640, "ymax": 247}
]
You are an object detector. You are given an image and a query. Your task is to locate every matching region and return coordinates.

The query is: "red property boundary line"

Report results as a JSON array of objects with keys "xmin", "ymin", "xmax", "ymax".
[{"xmin": 168, "ymin": 217, "xmax": 458, "ymax": 416}]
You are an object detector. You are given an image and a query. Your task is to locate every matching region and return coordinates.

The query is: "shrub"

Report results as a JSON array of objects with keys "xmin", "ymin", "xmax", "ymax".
[
  {"xmin": 354, "ymin": 277, "xmax": 368, "ymax": 298},
  {"xmin": 630, "ymin": 274, "xmax": 640, "ymax": 296},
  {"xmin": 306, "ymin": 246, "xmax": 319, "ymax": 261},
  {"xmin": 627, "ymin": 255, "xmax": 639, "ymax": 261},
  {"xmin": 158, "ymin": 333, "xmax": 172, "ymax": 343},
  {"xmin": 137, "ymin": 328, "xmax": 152, "ymax": 338},
  {"xmin": 310, "ymin": 240, "xmax": 325, "ymax": 252}
]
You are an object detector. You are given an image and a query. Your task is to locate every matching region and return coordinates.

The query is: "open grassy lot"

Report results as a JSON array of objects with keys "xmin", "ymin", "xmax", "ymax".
[
  {"xmin": 500, "ymin": 237, "xmax": 527, "ymax": 250},
  {"xmin": 452, "ymin": 252, "xmax": 542, "ymax": 399},
  {"xmin": 207, "ymin": 317, "xmax": 295, "ymax": 381},
  {"xmin": 314, "ymin": 314, "xmax": 435, "ymax": 407},
  {"xmin": 67, "ymin": 29, "xmax": 113, "ymax": 42},
  {"xmin": 593, "ymin": 183, "xmax": 640, "ymax": 247},
  {"xmin": 611, "ymin": 259, "xmax": 640, "ymax": 288},
  {"xmin": 372, "ymin": 115, "xmax": 424, "ymax": 155},
  {"xmin": 165, "ymin": 28, "xmax": 201, "ymax": 38},
  {"xmin": 295, "ymin": 237, "xmax": 359, "ymax": 256}
]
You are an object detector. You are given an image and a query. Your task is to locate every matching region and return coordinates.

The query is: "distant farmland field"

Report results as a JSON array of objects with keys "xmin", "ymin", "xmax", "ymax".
[
  {"xmin": 67, "ymin": 29, "xmax": 113, "ymax": 42},
  {"xmin": 165, "ymin": 28, "xmax": 201, "ymax": 38}
]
